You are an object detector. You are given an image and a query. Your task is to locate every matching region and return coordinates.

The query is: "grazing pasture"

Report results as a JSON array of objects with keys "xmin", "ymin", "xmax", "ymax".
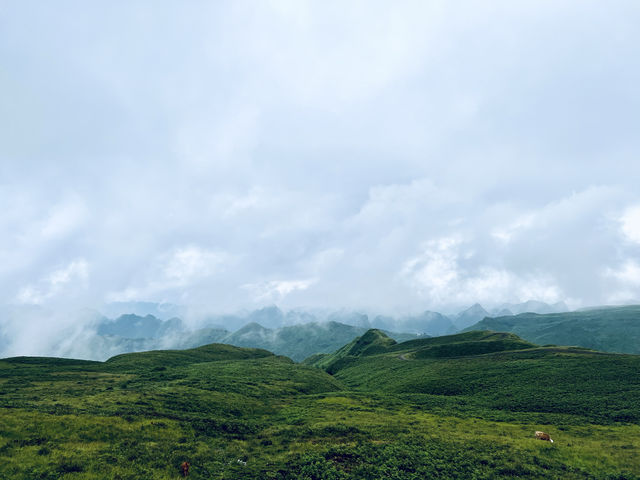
[{"xmin": 1, "ymin": 333, "xmax": 639, "ymax": 478}]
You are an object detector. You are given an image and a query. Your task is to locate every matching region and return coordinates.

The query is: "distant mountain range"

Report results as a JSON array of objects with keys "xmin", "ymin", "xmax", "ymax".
[
  {"xmin": 451, "ymin": 303, "xmax": 491, "ymax": 330},
  {"xmin": 372, "ymin": 311, "xmax": 456, "ymax": 336},
  {"xmin": 495, "ymin": 300, "xmax": 569, "ymax": 315},
  {"xmin": 97, "ymin": 313, "xmax": 185, "ymax": 338},
  {"xmin": 97, "ymin": 300, "xmax": 569, "ymax": 333},
  {"xmin": 0, "ymin": 300, "xmax": 574, "ymax": 361},
  {"xmin": 99, "ymin": 301, "xmax": 186, "ymax": 320},
  {"xmin": 466, "ymin": 305, "xmax": 640, "ymax": 354},
  {"xmin": 82, "ymin": 300, "xmax": 574, "ymax": 360},
  {"xmin": 93, "ymin": 314, "xmax": 423, "ymax": 361}
]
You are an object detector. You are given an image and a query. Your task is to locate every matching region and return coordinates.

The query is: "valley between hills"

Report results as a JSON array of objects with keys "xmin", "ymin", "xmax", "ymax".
[{"xmin": 2, "ymin": 320, "xmax": 640, "ymax": 479}]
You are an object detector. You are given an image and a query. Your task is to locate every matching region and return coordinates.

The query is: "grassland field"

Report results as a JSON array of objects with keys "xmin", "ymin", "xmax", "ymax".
[{"xmin": 1, "ymin": 331, "xmax": 639, "ymax": 479}]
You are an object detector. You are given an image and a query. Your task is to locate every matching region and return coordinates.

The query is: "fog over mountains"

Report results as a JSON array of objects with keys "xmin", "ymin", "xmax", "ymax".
[{"xmin": 0, "ymin": 300, "xmax": 570, "ymax": 361}]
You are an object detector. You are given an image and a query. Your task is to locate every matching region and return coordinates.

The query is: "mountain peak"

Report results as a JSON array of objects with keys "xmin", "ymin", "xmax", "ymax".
[
  {"xmin": 453, "ymin": 304, "xmax": 490, "ymax": 330},
  {"xmin": 235, "ymin": 322, "xmax": 269, "ymax": 333},
  {"xmin": 341, "ymin": 329, "xmax": 396, "ymax": 357},
  {"xmin": 467, "ymin": 303, "xmax": 487, "ymax": 312}
]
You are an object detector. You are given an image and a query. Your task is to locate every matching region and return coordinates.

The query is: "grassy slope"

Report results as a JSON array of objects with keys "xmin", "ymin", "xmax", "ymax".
[
  {"xmin": 304, "ymin": 328, "xmax": 398, "ymax": 371},
  {"xmin": 0, "ymin": 344, "xmax": 343, "ymax": 479},
  {"xmin": 1, "ymin": 333, "xmax": 640, "ymax": 478},
  {"xmin": 328, "ymin": 334, "xmax": 640, "ymax": 424},
  {"xmin": 104, "ymin": 342, "xmax": 275, "ymax": 369},
  {"xmin": 466, "ymin": 305, "xmax": 640, "ymax": 354}
]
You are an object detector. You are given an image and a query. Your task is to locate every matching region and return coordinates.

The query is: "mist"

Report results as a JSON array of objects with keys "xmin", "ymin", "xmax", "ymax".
[{"xmin": 2, "ymin": 1, "xmax": 640, "ymax": 357}]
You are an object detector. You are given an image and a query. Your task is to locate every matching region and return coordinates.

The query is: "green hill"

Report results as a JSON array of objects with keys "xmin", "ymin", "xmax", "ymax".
[
  {"xmin": 310, "ymin": 329, "xmax": 640, "ymax": 425},
  {"xmin": 306, "ymin": 330, "xmax": 535, "ymax": 371},
  {"xmin": 304, "ymin": 328, "xmax": 397, "ymax": 371},
  {"xmin": 466, "ymin": 305, "xmax": 640, "ymax": 354},
  {"xmin": 2, "ymin": 334, "xmax": 640, "ymax": 479},
  {"xmin": 104, "ymin": 342, "xmax": 275, "ymax": 370}
]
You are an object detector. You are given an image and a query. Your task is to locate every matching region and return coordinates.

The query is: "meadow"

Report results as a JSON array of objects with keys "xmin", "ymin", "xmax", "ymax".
[
  {"xmin": 1, "ymin": 332, "xmax": 639, "ymax": 479},
  {"xmin": 468, "ymin": 305, "xmax": 640, "ymax": 354}
]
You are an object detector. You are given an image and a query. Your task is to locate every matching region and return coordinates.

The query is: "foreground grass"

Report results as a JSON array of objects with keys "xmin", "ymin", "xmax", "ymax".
[{"xmin": 1, "ymin": 338, "xmax": 639, "ymax": 478}]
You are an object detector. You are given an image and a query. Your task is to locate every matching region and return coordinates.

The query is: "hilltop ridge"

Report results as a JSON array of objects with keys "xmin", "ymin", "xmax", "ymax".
[
  {"xmin": 466, "ymin": 305, "xmax": 640, "ymax": 354},
  {"xmin": 2, "ymin": 329, "xmax": 640, "ymax": 478}
]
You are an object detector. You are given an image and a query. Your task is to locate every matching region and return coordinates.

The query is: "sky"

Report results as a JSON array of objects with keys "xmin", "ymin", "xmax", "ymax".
[{"xmin": 2, "ymin": 0, "xmax": 640, "ymax": 328}]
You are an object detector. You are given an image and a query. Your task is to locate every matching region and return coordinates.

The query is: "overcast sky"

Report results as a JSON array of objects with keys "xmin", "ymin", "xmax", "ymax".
[{"xmin": 2, "ymin": 1, "xmax": 640, "ymax": 321}]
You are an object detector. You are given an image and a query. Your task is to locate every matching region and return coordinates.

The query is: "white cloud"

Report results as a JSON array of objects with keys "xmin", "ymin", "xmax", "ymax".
[
  {"xmin": 40, "ymin": 198, "xmax": 88, "ymax": 239},
  {"xmin": 604, "ymin": 261, "xmax": 640, "ymax": 304},
  {"xmin": 400, "ymin": 236, "xmax": 462, "ymax": 304},
  {"xmin": 301, "ymin": 248, "xmax": 345, "ymax": 274},
  {"xmin": 1, "ymin": 0, "xmax": 640, "ymax": 334},
  {"xmin": 233, "ymin": 1, "xmax": 443, "ymax": 106},
  {"xmin": 106, "ymin": 246, "xmax": 230, "ymax": 302},
  {"xmin": 219, "ymin": 188, "xmax": 264, "ymax": 218},
  {"xmin": 491, "ymin": 214, "xmax": 535, "ymax": 244},
  {"xmin": 606, "ymin": 261, "xmax": 640, "ymax": 286},
  {"xmin": 400, "ymin": 235, "xmax": 563, "ymax": 308},
  {"xmin": 352, "ymin": 178, "xmax": 459, "ymax": 227},
  {"xmin": 17, "ymin": 259, "xmax": 89, "ymax": 304},
  {"xmin": 242, "ymin": 279, "xmax": 316, "ymax": 304},
  {"xmin": 620, "ymin": 205, "xmax": 640, "ymax": 243},
  {"xmin": 174, "ymin": 106, "xmax": 260, "ymax": 172},
  {"xmin": 163, "ymin": 246, "xmax": 227, "ymax": 286}
]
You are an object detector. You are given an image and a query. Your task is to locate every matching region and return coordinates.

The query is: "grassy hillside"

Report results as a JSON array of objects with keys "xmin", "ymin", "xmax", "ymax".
[
  {"xmin": 467, "ymin": 305, "xmax": 640, "ymax": 354},
  {"xmin": 304, "ymin": 328, "xmax": 397, "ymax": 371},
  {"xmin": 306, "ymin": 330, "xmax": 536, "ymax": 372},
  {"xmin": 318, "ymin": 330, "xmax": 640, "ymax": 425},
  {"xmin": 104, "ymin": 343, "xmax": 275, "ymax": 370},
  {"xmin": 0, "ymin": 344, "xmax": 343, "ymax": 479},
  {"xmin": 1, "ymin": 333, "xmax": 640, "ymax": 478}
]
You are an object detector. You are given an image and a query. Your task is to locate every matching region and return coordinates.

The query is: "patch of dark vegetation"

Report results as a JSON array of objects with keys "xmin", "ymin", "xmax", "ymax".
[{"xmin": 57, "ymin": 460, "xmax": 84, "ymax": 473}]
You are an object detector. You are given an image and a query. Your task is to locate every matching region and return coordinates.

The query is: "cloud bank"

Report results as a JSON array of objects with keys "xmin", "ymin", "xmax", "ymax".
[{"xmin": 1, "ymin": 1, "xmax": 640, "ymax": 330}]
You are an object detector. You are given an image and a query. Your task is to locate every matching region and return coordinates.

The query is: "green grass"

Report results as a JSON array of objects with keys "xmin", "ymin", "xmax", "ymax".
[
  {"xmin": 467, "ymin": 304, "xmax": 640, "ymax": 354},
  {"xmin": 104, "ymin": 342, "xmax": 275, "ymax": 369},
  {"xmin": 1, "ymin": 333, "xmax": 639, "ymax": 478}
]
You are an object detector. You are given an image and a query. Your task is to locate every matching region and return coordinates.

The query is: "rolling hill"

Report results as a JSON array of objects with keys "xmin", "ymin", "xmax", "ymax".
[
  {"xmin": 2, "ymin": 331, "xmax": 640, "ymax": 478},
  {"xmin": 466, "ymin": 305, "xmax": 640, "ymax": 354},
  {"xmin": 308, "ymin": 329, "xmax": 640, "ymax": 425}
]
